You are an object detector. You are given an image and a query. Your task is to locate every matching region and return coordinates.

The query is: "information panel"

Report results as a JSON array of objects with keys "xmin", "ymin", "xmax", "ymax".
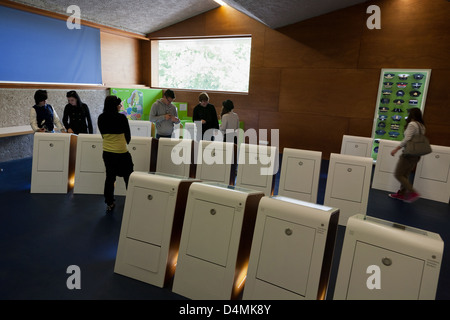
[
  {"xmin": 371, "ymin": 69, "xmax": 431, "ymax": 160},
  {"xmin": 110, "ymin": 88, "xmax": 162, "ymax": 121}
]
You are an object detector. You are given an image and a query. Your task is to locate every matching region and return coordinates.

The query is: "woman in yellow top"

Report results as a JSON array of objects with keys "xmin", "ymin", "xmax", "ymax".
[{"xmin": 98, "ymin": 96, "xmax": 134, "ymax": 211}]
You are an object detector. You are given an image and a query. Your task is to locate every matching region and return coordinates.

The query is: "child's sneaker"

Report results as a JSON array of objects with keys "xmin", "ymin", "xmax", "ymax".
[
  {"xmin": 404, "ymin": 192, "xmax": 420, "ymax": 203},
  {"xmin": 388, "ymin": 192, "xmax": 404, "ymax": 200}
]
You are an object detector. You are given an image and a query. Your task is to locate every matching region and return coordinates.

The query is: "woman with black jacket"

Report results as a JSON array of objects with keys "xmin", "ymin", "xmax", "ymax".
[
  {"xmin": 97, "ymin": 95, "xmax": 134, "ymax": 211},
  {"xmin": 63, "ymin": 90, "xmax": 93, "ymax": 134}
]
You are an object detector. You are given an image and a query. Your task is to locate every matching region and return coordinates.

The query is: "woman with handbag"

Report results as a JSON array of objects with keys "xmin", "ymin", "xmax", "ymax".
[{"xmin": 389, "ymin": 107, "xmax": 429, "ymax": 203}]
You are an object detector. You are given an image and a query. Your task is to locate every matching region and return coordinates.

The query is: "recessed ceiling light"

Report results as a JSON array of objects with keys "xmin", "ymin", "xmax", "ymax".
[{"xmin": 214, "ymin": 0, "xmax": 228, "ymax": 6}]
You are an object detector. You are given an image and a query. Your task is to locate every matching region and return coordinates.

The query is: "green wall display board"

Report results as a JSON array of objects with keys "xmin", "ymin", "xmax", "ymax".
[
  {"xmin": 110, "ymin": 88, "xmax": 191, "ymax": 123},
  {"xmin": 371, "ymin": 69, "xmax": 431, "ymax": 160},
  {"xmin": 110, "ymin": 88, "xmax": 163, "ymax": 121},
  {"xmin": 172, "ymin": 102, "xmax": 188, "ymax": 120}
]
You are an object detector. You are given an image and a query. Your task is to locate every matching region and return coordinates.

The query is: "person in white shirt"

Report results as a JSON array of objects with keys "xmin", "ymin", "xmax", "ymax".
[
  {"xmin": 219, "ymin": 99, "xmax": 239, "ymax": 144},
  {"xmin": 30, "ymin": 90, "xmax": 66, "ymax": 133},
  {"xmin": 389, "ymin": 107, "xmax": 425, "ymax": 203}
]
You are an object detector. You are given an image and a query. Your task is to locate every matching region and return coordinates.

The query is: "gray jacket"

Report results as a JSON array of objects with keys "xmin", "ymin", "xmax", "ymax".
[{"xmin": 149, "ymin": 99, "xmax": 180, "ymax": 136}]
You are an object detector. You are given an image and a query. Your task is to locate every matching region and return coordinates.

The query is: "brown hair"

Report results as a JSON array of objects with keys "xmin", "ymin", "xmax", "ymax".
[
  {"xmin": 406, "ymin": 107, "xmax": 425, "ymax": 125},
  {"xmin": 198, "ymin": 92, "xmax": 209, "ymax": 102},
  {"xmin": 221, "ymin": 99, "xmax": 234, "ymax": 117},
  {"xmin": 405, "ymin": 107, "xmax": 425, "ymax": 131},
  {"xmin": 164, "ymin": 89, "xmax": 175, "ymax": 99}
]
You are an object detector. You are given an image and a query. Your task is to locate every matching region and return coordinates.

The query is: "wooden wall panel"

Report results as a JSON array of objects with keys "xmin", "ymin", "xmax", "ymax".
[
  {"xmin": 347, "ymin": 118, "xmax": 375, "ymax": 138},
  {"xmin": 258, "ymin": 111, "xmax": 349, "ymax": 157},
  {"xmin": 425, "ymin": 124, "xmax": 450, "ymax": 149},
  {"xmin": 271, "ymin": 4, "xmax": 365, "ymax": 69},
  {"xmin": 279, "ymin": 68, "xmax": 379, "ymax": 118},
  {"xmin": 247, "ymin": 67, "xmax": 281, "ymax": 111},
  {"xmin": 139, "ymin": 40, "xmax": 151, "ymax": 86},
  {"xmin": 358, "ymin": 0, "xmax": 450, "ymax": 69},
  {"xmin": 263, "ymin": 30, "xmax": 325, "ymax": 69},
  {"xmin": 422, "ymin": 69, "xmax": 450, "ymax": 126},
  {"xmin": 101, "ymin": 32, "xmax": 141, "ymax": 86}
]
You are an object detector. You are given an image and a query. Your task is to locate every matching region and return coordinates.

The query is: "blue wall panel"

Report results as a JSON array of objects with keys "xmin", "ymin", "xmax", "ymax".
[{"xmin": 0, "ymin": 5, "xmax": 102, "ymax": 84}]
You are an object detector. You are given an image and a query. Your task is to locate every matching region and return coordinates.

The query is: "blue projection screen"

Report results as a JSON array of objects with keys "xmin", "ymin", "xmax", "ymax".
[{"xmin": 0, "ymin": 5, "xmax": 102, "ymax": 85}]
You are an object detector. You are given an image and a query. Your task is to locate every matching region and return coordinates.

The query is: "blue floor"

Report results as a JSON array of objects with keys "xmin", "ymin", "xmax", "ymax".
[{"xmin": 0, "ymin": 157, "xmax": 449, "ymax": 300}]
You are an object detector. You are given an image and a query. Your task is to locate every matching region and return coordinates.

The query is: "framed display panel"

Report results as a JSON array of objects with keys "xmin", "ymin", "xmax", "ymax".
[
  {"xmin": 371, "ymin": 69, "xmax": 431, "ymax": 160},
  {"xmin": 172, "ymin": 102, "xmax": 188, "ymax": 120}
]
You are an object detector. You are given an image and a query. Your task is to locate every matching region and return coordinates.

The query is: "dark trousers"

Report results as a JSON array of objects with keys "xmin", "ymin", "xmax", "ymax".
[
  {"xmin": 102, "ymin": 151, "xmax": 134, "ymax": 205},
  {"xmin": 394, "ymin": 154, "xmax": 420, "ymax": 195}
]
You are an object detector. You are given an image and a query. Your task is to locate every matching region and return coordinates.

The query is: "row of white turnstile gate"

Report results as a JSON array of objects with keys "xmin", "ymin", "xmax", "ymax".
[
  {"xmin": 114, "ymin": 171, "xmax": 443, "ymax": 300},
  {"xmin": 30, "ymin": 132, "xmax": 369, "ymax": 226},
  {"xmin": 28, "ymin": 131, "xmax": 447, "ymax": 299},
  {"xmin": 31, "ymin": 132, "xmax": 450, "ymax": 222}
]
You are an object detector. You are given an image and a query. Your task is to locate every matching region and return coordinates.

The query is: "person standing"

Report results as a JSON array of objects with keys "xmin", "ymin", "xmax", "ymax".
[
  {"xmin": 219, "ymin": 99, "xmax": 239, "ymax": 144},
  {"xmin": 30, "ymin": 89, "xmax": 66, "ymax": 133},
  {"xmin": 389, "ymin": 107, "xmax": 426, "ymax": 203},
  {"xmin": 63, "ymin": 90, "xmax": 93, "ymax": 134},
  {"xmin": 98, "ymin": 96, "xmax": 134, "ymax": 211},
  {"xmin": 193, "ymin": 92, "xmax": 219, "ymax": 140},
  {"xmin": 149, "ymin": 89, "xmax": 180, "ymax": 139}
]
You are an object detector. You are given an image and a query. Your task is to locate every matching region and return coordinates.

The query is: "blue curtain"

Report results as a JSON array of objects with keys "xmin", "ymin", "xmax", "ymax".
[{"xmin": 0, "ymin": 5, "xmax": 102, "ymax": 84}]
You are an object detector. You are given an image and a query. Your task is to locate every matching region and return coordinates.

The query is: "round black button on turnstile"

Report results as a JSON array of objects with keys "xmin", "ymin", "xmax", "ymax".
[{"xmin": 382, "ymin": 257, "xmax": 392, "ymax": 266}]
